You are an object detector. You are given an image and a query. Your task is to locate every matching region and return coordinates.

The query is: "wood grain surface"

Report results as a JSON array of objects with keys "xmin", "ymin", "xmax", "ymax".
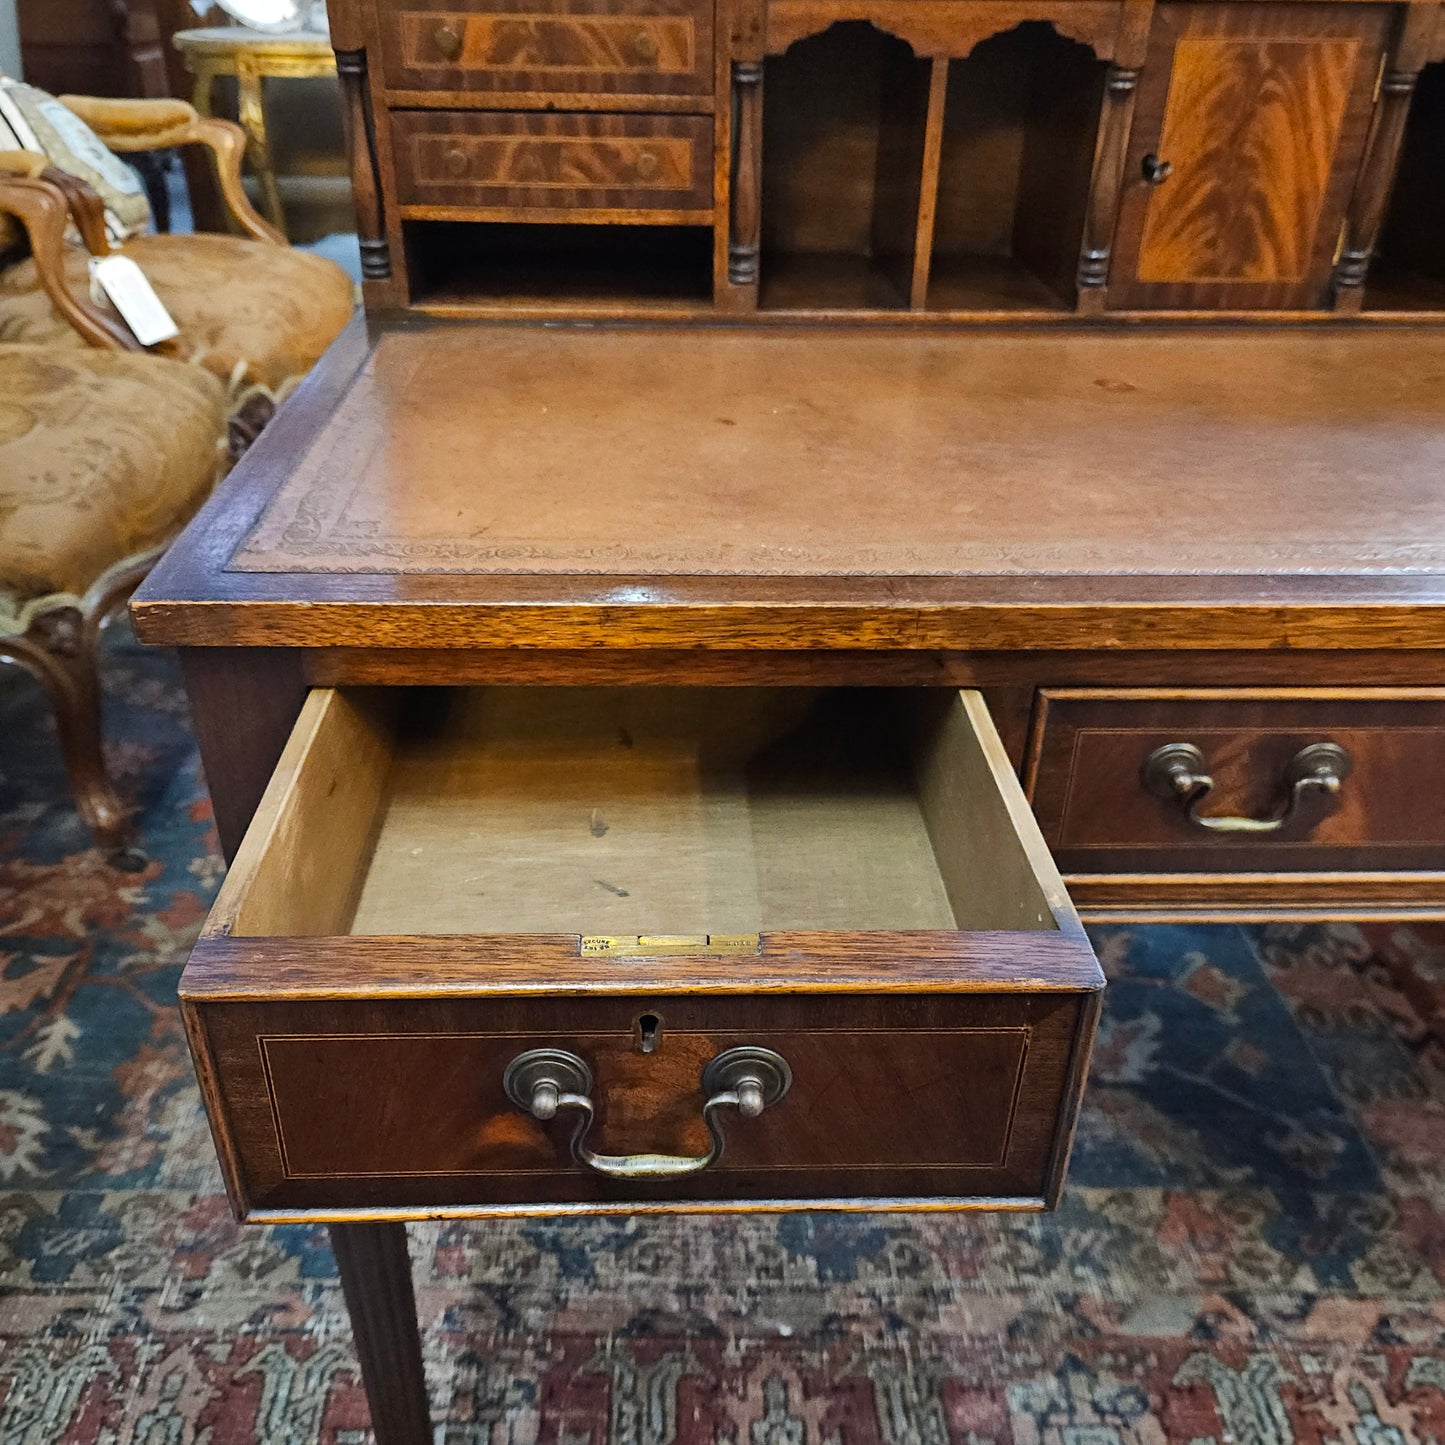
[
  {"xmin": 1026, "ymin": 688, "xmax": 1445, "ymax": 872},
  {"xmin": 377, "ymin": 0, "xmax": 714, "ymax": 98},
  {"xmin": 390, "ymin": 110, "xmax": 714, "ymax": 214},
  {"xmin": 204, "ymin": 684, "xmax": 1085, "ymax": 947},
  {"xmin": 1111, "ymin": 2, "xmax": 1390, "ymax": 309},
  {"xmin": 184, "ymin": 988, "xmax": 1097, "ymax": 1214}
]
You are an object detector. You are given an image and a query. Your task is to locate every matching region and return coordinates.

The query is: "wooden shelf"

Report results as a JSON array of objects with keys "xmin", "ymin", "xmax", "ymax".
[
  {"xmin": 402, "ymin": 220, "xmax": 714, "ymax": 310},
  {"xmin": 926, "ymin": 254, "xmax": 1071, "ymax": 313},
  {"xmin": 759, "ymin": 252, "xmax": 909, "ymax": 312}
]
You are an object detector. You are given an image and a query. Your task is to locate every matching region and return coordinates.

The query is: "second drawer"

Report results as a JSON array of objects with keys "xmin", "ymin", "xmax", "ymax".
[
  {"xmin": 1025, "ymin": 688, "xmax": 1445, "ymax": 873},
  {"xmin": 390, "ymin": 110, "xmax": 714, "ymax": 216}
]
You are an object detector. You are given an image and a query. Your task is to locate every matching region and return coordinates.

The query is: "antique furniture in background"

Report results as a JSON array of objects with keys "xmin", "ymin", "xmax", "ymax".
[
  {"xmin": 15, "ymin": 0, "xmax": 176, "ymax": 219},
  {"xmin": 0, "ymin": 91, "xmax": 354, "ymax": 401},
  {"xmin": 132, "ymin": 0, "xmax": 1445, "ymax": 1438},
  {"xmin": 172, "ymin": 26, "xmax": 339, "ymax": 238},
  {"xmin": 0, "ymin": 343, "xmax": 224, "ymax": 863},
  {"xmin": 0, "ymin": 158, "xmax": 227, "ymax": 857},
  {"xmin": 0, "ymin": 96, "xmax": 351, "ymax": 853}
]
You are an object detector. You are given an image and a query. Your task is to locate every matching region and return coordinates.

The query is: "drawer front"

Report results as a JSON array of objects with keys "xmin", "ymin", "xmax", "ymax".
[
  {"xmin": 390, "ymin": 111, "xmax": 714, "ymax": 214},
  {"xmin": 1027, "ymin": 689, "xmax": 1445, "ymax": 873},
  {"xmin": 182, "ymin": 685, "xmax": 1103, "ymax": 1219},
  {"xmin": 377, "ymin": 0, "xmax": 713, "ymax": 98},
  {"xmin": 188, "ymin": 989, "xmax": 1094, "ymax": 1215}
]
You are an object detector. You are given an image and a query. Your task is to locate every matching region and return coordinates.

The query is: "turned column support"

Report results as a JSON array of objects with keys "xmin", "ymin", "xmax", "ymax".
[
  {"xmin": 729, "ymin": 60, "xmax": 764, "ymax": 290},
  {"xmin": 1076, "ymin": 63, "xmax": 1140, "ymax": 311},
  {"xmin": 1333, "ymin": 5, "xmax": 1437, "ymax": 311},
  {"xmin": 335, "ymin": 49, "xmax": 391, "ymax": 282},
  {"xmin": 1333, "ymin": 3, "xmax": 1438, "ymax": 308}
]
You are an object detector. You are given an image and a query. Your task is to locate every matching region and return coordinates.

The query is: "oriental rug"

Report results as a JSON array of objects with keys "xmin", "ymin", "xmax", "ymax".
[{"xmin": 1, "ymin": 620, "xmax": 1443, "ymax": 1444}]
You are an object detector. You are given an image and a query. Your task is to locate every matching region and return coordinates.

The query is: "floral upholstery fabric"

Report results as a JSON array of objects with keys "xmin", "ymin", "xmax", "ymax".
[
  {"xmin": 0, "ymin": 346, "xmax": 225, "ymax": 614},
  {"xmin": 0, "ymin": 231, "xmax": 355, "ymax": 394}
]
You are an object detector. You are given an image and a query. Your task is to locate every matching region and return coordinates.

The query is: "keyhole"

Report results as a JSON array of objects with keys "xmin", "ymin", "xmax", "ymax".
[{"xmin": 637, "ymin": 1012, "xmax": 662, "ymax": 1054}]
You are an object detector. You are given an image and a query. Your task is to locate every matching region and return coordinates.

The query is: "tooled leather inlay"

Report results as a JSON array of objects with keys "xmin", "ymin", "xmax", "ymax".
[{"xmin": 230, "ymin": 328, "xmax": 1445, "ymax": 577}]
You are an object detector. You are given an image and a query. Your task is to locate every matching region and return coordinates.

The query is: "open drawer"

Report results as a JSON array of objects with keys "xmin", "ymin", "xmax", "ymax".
[{"xmin": 181, "ymin": 686, "xmax": 1103, "ymax": 1221}]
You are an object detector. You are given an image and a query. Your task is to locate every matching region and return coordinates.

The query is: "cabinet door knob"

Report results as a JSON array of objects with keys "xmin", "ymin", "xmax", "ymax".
[
  {"xmin": 629, "ymin": 28, "xmax": 661, "ymax": 63},
  {"xmin": 633, "ymin": 149, "xmax": 661, "ymax": 181},
  {"xmin": 1141, "ymin": 153, "xmax": 1174, "ymax": 185},
  {"xmin": 504, "ymin": 1045, "xmax": 791, "ymax": 1178},
  {"xmin": 432, "ymin": 21, "xmax": 463, "ymax": 60},
  {"xmin": 1141, "ymin": 740, "xmax": 1351, "ymax": 834}
]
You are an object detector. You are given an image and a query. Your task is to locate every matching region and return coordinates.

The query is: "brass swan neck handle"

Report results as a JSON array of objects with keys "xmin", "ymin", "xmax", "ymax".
[
  {"xmin": 1142, "ymin": 740, "xmax": 1351, "ymax": 834},
  {"xmin": 504, "ymin": 1045, "xmax": 791, "ymax": 1179}
]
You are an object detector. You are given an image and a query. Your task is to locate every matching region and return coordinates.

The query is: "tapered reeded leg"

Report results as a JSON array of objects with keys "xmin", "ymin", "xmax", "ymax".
[{"xmin": 329, "ymin": 1222, "xmax": 432, "ymax": 1445}]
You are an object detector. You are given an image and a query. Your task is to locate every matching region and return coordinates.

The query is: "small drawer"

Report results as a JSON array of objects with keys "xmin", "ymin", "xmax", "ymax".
[
  {"xmin": 378, "ymin": 0, "xmax": 713, "ymax": 99},
  {"xmin": 390, "ymin": 111, "xmax": 713, "ymax": 216},
  {"xmin": 181, "ymin": 686, "xmax": 1102, "ymax": 1220},
  {"xmin": 1026, "ymin": 688, "xmax": 1445, "ymax": 874}
]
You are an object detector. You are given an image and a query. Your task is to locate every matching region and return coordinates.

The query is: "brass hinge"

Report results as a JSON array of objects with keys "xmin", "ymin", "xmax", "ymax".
[{"xmin": 580, "ymin": 933, "xmax": 761, "ymax": 957}]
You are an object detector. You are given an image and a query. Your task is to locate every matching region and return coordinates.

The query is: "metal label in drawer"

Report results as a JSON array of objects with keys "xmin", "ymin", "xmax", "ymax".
[{"xmin": 580, "ymin": 933, "xmax": 761, "ymax": 957}]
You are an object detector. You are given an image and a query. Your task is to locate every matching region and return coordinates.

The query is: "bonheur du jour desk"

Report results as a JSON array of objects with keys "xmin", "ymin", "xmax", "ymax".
[{"xmin": 132, "ymin": 319, "xmax": 1445, "ymax": 1444}]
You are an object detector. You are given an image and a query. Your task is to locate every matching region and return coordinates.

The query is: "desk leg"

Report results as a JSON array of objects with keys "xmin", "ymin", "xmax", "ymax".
[
  {"xmin": 180, "ymin": 647, "xmax": 307, "ymax": 860},
  {"xmin": 330, "ymin": 1222, "xmax": 433, "ymax": 1445}
]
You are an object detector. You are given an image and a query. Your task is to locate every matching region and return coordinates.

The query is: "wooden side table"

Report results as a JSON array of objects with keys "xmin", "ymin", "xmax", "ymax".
[{"xmin": 172, "ymin": 26, "xmax": 337, "ymax": 239}]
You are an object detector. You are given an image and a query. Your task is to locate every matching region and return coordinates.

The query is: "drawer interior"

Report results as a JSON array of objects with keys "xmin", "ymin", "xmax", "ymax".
[{"xmin": 218, "ymin": 686, "xmax": 1063, "ymax": 942}]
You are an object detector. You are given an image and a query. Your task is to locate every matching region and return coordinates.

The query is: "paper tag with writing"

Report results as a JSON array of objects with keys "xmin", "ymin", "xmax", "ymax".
[{"xmin": 88, "ymin": 255, "xmax": 179, "ymax": 346}]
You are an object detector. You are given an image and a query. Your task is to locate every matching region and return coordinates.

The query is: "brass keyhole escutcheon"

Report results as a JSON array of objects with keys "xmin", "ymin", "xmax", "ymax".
[
  {"xmin": 444, "ymin": 147, "xmax": 469, "ymax": 178},
  {"xmin": 630, "ymin": 28, "xmax": 660, "ymax": 63},
  {"xmin": 636, "ymin": 1011, "xmax": 662, "ymax": 1054},
  {"xmin": 634, "ymin": 150, "xmax": 661, "ymax": 182}
]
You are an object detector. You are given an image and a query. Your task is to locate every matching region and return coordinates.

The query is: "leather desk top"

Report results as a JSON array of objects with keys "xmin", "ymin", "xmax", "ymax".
[{"xmin": 132, "ymin": 319, "xmax": 1445, "ymax": 652}]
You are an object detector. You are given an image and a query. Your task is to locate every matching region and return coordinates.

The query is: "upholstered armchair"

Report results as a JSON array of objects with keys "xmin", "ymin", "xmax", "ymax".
[
  {"xmin": 0, "ymin": 152, "xmax": 240, "ymax": 863},
  {"xmin": 0, "ymin": 91, "xmax": 354, "ymax": 861},
  {"xmin": 0, "ymin": 338, "xmax": 227, "ymax": 867},
  {"xmin": 0, "ymin": 87, "xmax": 354, "ymax": 412}
]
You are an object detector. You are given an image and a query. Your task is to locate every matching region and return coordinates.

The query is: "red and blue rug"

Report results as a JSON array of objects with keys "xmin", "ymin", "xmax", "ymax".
[{"xmin": 2, "ymin": 620, "xmax": 1444, "ymax": 1443}]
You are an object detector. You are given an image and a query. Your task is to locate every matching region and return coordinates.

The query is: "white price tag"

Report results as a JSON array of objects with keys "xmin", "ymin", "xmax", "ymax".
[{"xmin": 88, "ymin": 255, "xmax": 179, "ymax": 347}]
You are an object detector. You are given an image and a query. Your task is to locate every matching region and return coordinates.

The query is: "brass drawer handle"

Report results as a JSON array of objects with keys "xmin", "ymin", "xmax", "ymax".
[
  {"xmin": 443, "ymin": 146, "xmax": 469, "ymax": 177},
  {"xmin": 504, "ymin": 1045, "xmax": 791, "ymax": 1179},
  {"xmin": 629, "ymin": 28, "xmax": 661, "ymax": 63},
  {"xmin": 1142, "ymin": 740, "xmax": 1351, "ymax": 834},
  {"xmin": 432, "ymin": 20, "xmax": 463, "ymax": 60},
  {"xmin": 633, "ymin": 149, "xmax": 661, "ymax": 182}
]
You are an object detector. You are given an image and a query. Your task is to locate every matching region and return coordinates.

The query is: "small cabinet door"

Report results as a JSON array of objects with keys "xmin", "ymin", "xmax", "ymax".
[{"xmin": 1109, "ymin": 2, "xmax": 1391, "ymax": 310}]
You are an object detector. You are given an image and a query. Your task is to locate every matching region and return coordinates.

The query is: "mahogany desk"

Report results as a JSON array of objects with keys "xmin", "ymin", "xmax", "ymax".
[{"xmin": 133, "ymin": 318, "xmax": 1445, "ymax": 1444}]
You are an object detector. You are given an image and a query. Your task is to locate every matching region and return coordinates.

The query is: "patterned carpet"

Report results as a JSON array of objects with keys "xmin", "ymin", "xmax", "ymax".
[{"xmin": 2, "ymin": 619, "xmax": 1445, "ymax": 1444}]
